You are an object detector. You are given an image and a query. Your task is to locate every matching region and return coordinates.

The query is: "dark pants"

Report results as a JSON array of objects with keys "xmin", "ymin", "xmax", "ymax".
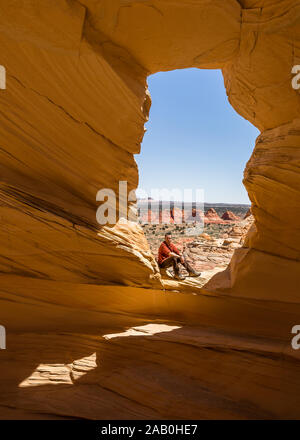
[{"xmin": 159, "ymin": 256, "xmax": 194, "ymax": 275}]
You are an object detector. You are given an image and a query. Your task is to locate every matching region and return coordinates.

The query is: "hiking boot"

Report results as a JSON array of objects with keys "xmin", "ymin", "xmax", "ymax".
[
  {"xmin": 185, "ymin": 262, "xmax": 201, "ymax": 278},
  {"xmin": 188, "ymin": 271, "xmax": 201, "ymax": 278},
  {"xmin": 174, "ymin": 273, "xmax": 186, "ymax": 281}
]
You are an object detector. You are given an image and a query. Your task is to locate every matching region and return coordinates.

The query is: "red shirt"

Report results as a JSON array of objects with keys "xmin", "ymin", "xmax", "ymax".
[{"xmin": 158, "ymin": 241, "xmax": 180, "ymax": 266}]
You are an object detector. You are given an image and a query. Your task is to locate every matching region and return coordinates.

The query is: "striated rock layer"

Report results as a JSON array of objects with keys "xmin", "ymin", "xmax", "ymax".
[{"xmin": 0, "ymin": 0, "xmax": 299, "ymax": 420}]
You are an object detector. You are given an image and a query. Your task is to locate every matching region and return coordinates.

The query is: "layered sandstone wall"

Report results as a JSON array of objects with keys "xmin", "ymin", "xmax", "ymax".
[{"xmin": 0, "ymin": 0, "xmax": 159, "ymax": 287}]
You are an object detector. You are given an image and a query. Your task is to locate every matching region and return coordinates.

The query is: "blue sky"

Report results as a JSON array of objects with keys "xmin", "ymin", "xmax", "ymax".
[{"xmin": 135, "ymin": 68, "xmax": 259, "ymax": 204}]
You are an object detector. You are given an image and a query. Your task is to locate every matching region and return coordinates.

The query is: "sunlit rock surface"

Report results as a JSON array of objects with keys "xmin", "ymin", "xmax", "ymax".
[{"xmin": 0, "ymin": 0, "xmax": 300, "ymax": 419}]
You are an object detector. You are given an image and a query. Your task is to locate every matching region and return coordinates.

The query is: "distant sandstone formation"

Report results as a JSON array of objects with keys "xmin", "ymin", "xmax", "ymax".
[
  {"xmin": 221, "ymin": 210, "xmax": 240, "ymax": 221},
  {"xmin": 204, "ymin": 208, "xmax": 223, "ymax": 223},
  {"xmin": 140, "ymin": 207, "xmax": 241, "ymax": 225}
]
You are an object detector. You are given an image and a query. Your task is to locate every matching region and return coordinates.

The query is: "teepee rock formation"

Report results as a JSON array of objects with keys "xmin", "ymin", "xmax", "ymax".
[
  {"xmin": 221, "ymin": 210, "xmax": 240, "ymax": 221},
  {"xmin": 204, "ymin": 208, "xmax": 223, "ymax": 224}
]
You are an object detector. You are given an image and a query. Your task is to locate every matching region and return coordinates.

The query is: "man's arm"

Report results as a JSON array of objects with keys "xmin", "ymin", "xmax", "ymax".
[
  {"xmin": 171, "ymin": 244, "xmax": 185, "ymax": 263},
  {"xmin": 171, "ymin": 244, "xmax": 181, "ymax": 256}
]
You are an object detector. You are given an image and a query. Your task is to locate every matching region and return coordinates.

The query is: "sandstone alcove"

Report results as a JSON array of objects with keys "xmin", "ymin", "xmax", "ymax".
[{"xmin": 0, "ymin": 0, "xmax": 299, "ymax": 420}]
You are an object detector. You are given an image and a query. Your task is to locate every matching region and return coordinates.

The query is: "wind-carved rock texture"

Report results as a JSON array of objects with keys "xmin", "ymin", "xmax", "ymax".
[{"xmin": 0, "ymin": 0, "xmax": 299, "ymax": 420}]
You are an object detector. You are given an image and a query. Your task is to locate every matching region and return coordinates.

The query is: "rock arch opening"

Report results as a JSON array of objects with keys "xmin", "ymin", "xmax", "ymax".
[{"xmin": 135, "ymin": 67, "xmax": 259, "ymax": 286}]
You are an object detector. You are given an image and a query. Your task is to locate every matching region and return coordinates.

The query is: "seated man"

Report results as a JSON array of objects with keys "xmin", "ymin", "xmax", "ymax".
[{"xmin": 158, "ymin": 232, "xmax": 200, "ymax": 280}]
